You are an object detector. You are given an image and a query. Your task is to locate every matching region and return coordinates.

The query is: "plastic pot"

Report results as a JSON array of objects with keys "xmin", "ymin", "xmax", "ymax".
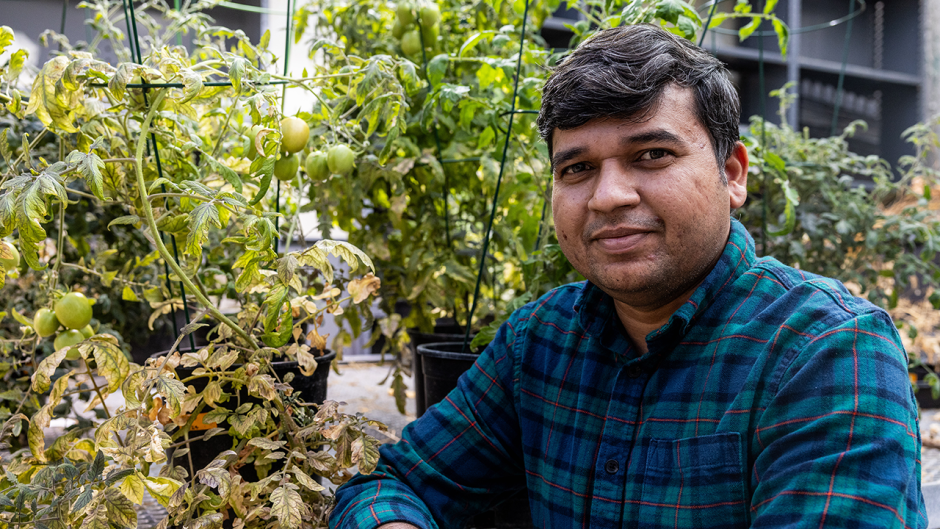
[
  {"xmin": 409, "ymin": 323, "xmax": 475, "ymax": 417},
  {"xmin": 415, "ymin": 341, "xmax": 478, "ymax": 416}
]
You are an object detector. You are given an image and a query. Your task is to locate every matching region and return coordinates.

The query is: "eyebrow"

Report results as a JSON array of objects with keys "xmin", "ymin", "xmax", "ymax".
[{"xmin": 551, "ymin": 129, "xmax": 686, "ymax": 174}]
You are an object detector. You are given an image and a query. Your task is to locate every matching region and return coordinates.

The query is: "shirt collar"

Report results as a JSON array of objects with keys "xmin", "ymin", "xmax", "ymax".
[{"xmin": 572, "ymin": 217, "xmax": 756, "ymax": 356}]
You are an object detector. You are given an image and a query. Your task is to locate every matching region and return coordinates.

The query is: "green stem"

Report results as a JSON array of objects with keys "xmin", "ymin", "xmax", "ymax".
[
  {"xmin": 133, "ymin": 89, "xmax": 260, "ymax": 350},
  {"xmin": 85, "ymin": 367, "xmax": 112, "ymax": 420},
  {"xmin": 51, "ymin": 201, "xmax": 66, "ymax": 289},
  {"xmin": 210, "ymin": 94, "xmax": 239, "ymax": 159},
  {"xmin": 148, "ymin": 192, "xmax": 239, "ymax": 214}
]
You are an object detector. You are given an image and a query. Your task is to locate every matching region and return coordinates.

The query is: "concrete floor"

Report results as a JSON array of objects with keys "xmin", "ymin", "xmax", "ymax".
[{"xmin": 328, "ymin": 359, "xmax": 417, "ymax": 441}]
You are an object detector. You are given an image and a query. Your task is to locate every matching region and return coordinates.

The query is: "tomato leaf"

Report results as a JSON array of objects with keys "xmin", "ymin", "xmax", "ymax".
[
  {"xmin": 66, "ymin": 149, "xmax": 107, "ymax": 200},
  {"xmin": 119, "ymin": 472, "xmax": 145, "ymax": 505},
  {"xmin": 0, "ymin": 26, "xmax": 13, "ymax": 56},
  {"xmin": 185, "ymin": 202, "xmax": 222, "ymax": 258},
  {"xmin": 427, "ymin": 54, "xmax": 448, "ymax": 87},
  {"xmin": 248, "ymin": 157, "xmax": 275, "ymax": 206},
  {"xmin": 89, "ymin": 335, "xmax": 130, "ymax": 393},
  {"xmin": 271, "ymin": 485, "xmax": 308, "ymax": 529},
  {"xmin": 458, "ymin": 31, "xmax": 496, "ymax": 57}
]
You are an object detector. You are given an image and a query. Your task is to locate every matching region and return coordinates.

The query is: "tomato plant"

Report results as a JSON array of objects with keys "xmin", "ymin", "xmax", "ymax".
[{"xmin": 0, "ymin": 1, "xmax": 388, "ymax": 525}]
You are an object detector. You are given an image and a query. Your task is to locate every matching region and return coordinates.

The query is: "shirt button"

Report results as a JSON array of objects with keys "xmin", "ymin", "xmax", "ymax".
[
  {"xmin": 604, "ymin": 459, "xmax": 619, "ymax": 474},
  {"xmin": 628, "ymin": 365, "xmax": 642, "ymax": 378}
]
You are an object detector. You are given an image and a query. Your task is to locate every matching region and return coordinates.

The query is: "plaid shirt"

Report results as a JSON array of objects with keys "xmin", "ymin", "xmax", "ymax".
[{"xmin": 331, "ymin": 219, "xmax": 925, "ymax": 529}]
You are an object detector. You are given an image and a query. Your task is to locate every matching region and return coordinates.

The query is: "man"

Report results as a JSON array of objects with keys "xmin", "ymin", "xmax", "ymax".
[{"xmin": 331, "ymin": 24, "xmax": 925, "ymax": 528}]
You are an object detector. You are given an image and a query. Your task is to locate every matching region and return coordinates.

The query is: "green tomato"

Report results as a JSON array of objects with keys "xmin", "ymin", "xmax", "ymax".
[
  {"xmin": 280, "ymin": 116, "xmax": 310, "ymax": 154},
  {"xmin": 419, "ymin": 4, "xmax": 441, "ymax": 27},
  {"xmin": 305, "ymin": 151, "xmax": 330, "ymax": 182},
  {"xmin": 33, "ymin": 308, "xmax": 60, "ymax": 338},
  {"xmin": 396, "ymin": 1, "xmax": 415, "ymax": 26},
  {"xmin": 421, "ymin": 22, "xmax": 439, "ymax": 46},
  {"xmin": 392, "ymin": 19, "xmax": 406, "ymax": 39},
  {"xmin": 401, "ymin": 29, "xmax": 422, "ymax": 56},
  {"xmin": 0, "ymin": 241, "xmax": 19, "ymax": 272},
  {"xmin": 327, "ymin": 145, "xmax": 356, "ymax": 175},
  {"xmin": 54, "ymin": 330, "xmax": 85, "ymax": 360},
  {"xmin": 246, "ymin": 125, "xmax": 264, "ymax": 160},
  {"xmin": 80, "ymin": 325, "xmax": 94, "ymax": 339},
  {"xmin": 54, "ymin": 292, "xmax": 93, "ymax": 330},
  {"xmin": 274, "ymin": 154, "xmax": 300, "ymax": 182}
]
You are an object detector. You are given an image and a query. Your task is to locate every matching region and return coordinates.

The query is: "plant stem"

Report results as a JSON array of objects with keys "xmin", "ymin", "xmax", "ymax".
[
  {"xmin": 85, "ymin": 367, "xmax": 112, "ymax": 420},
  {"xmin": 148, "ymin": 192, "xmax": 239, "ymax": 214},
  {"xmin": 51, "ymin": 201, "xmax": 66, "ymax": 290},
  {"xmin": 65, "ymin": 188, "xmax": 98, "ymax": 200},
  {"xmin": 60, "ymin": 262, "xmax": 152, "ymax": 288},
  {"xmin": 16, "ymin": 129, "xmax": 48, "ymax": 168},
  {"xmin": 210, "ymin": 94, "xmax": 239, "ymax": 159},
  {"xmin": 133, "ymin": 88, "xmax": 260, "ymax": 351}
]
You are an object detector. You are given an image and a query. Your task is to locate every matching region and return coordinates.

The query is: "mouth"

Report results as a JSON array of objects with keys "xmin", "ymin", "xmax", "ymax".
[{"xmin": 590, "ymin": 226, "xmax": 655, "ymax": 253}]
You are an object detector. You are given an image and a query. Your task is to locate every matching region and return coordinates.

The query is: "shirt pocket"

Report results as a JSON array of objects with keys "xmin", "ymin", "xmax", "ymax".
[{"xmin": 638, "ymin": 432, "xmax": 748, "ymax": 529}]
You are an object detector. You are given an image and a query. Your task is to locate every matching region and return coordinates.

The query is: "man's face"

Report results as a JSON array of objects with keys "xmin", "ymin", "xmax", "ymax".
[{"xmin": 550, "ymin": 85, "xmax": 748, "ymax": 311}]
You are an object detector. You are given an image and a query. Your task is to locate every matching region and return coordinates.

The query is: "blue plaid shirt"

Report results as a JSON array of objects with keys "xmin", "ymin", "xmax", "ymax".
[{"xmin": 331, "ymin": 219, "xmax": 925, "ymax": 528}]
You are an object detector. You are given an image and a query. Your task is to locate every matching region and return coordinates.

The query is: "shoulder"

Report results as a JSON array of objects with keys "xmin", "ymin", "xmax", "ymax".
[
  {"xmin": 742, "ymin": 258, "xmax": 907, "ymax": 384},
  {"xmin": 744, "ymin": 256, "xmax": 887, "ymax": 326}
]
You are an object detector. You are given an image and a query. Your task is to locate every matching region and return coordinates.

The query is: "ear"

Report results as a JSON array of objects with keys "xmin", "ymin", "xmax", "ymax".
[{"xmin": 724, "ymin": 141, "xmax": 748, "ymax": 209}]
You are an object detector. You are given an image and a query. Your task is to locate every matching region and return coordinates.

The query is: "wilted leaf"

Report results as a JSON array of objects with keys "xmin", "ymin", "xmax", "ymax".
[
  {"xmin": 351, "ymin": 436, "xmax": 381, "ymax": 475},
  {"xmin": 348, "ymin": 272, "xmax": 381, "ymax": 303},
  {"xmin": 31, "ymin": 348, "xmax": 67, "ymax": 393}
]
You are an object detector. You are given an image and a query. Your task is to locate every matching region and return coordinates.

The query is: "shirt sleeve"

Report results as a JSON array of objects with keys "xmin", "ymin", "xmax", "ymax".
[
  {"xmin": 750, "ymin": 309, "xmax": 927, "ymax": 528},
  {"xmin": 329, "ymin": 311, "xmax": 527, "ymax": 529}
]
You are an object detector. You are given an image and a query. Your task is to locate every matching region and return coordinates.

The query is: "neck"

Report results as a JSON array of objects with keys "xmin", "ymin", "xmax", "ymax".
[{"xmin": 613, "ymin": 286, "xmax": 697, "ymax": 355}]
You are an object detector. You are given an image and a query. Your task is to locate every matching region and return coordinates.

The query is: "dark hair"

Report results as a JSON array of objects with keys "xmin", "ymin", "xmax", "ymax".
[{"xmin": 538, "ymin": 24, "xmax": 740, "ymax": 170}]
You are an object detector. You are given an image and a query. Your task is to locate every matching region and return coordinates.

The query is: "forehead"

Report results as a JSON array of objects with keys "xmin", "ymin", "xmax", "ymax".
[{"xmin": 551, "ymin": 86, "xmax": 705, "ymax": 153}]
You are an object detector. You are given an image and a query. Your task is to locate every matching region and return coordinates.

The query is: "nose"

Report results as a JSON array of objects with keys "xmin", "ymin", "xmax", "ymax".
[{"xmin": 587, "ymin": 159, "xmax": 640, "ymax": 213}]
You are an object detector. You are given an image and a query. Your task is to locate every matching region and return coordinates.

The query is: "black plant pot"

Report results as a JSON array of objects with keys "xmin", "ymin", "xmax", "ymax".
[
  {"xmin": 151, "ymin": 349, "xmax": 335, "ymax": 483},
  {"xmin": 910, "ymin": 365, "xmax": 940, "ymax": 409},
  {"xmin": 408, "ymin": 323, "xmax": 475, "ymax": 417}
]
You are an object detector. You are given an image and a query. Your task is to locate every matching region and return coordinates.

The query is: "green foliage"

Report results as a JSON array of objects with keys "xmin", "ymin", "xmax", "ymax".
[{"xmin": 739, "ymin": 84, "xmax": 940, "ymax": 315}]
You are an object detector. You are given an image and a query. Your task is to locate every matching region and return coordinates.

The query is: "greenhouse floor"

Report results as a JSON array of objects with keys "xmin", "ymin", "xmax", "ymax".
[{"xmin": 129, "ymin": 360, "xmax": 940, "ymax": 528}]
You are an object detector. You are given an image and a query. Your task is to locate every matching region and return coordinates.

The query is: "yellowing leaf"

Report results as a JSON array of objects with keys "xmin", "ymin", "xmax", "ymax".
[
  {"xmin": 143, "ymin": 476, "xmax": 182, "ymax": 508},
  {"xmin": 25, "ymin": 56, "xmax": 80, "ymax": 133},
  {"xmin": 248, "ymin": 437, "xmax": 286, "ymax": 451},
  {"xmin": 31, "ymin": 348, "xmax": 67, "ymax": 393},
  {"xmin": 90, "ymin": 336, "xmax": 130, "ymax": 393},
  {"xmin": 351, "ymin": 436, "xmax": 381, "ymax": 475},
  {"xmin": 119, "ymin": 472, "xmax": 146, "ymax": 505},
  {"xmin": 28, "ymin": 373, "xmax": 72, "ymax": 461},
  {"xmin": 121, "ymin": 285, "xmax": 139, "ymax": 302}
]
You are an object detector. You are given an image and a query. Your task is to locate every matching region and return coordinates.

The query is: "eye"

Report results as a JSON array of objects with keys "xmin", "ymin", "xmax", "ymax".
[
  {"xmin": 558, "ymin": 162, "xmax": 589, "ymax": 177},
  {"xmin": 640, "ymin": 149, "xmax": 670, "ymax": 161}
]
